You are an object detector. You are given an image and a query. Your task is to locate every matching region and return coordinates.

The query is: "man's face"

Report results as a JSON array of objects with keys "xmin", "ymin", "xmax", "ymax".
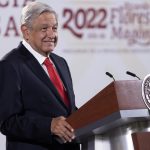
[{"xmin": 22, "ymin": 12, "xmax": 58, "ymax": 56}]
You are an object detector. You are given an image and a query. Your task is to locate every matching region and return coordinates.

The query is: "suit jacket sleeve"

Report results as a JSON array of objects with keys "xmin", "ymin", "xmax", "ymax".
[{"xmin": 0, "ymin": 61, "xmax": 53, "ymax": 144}]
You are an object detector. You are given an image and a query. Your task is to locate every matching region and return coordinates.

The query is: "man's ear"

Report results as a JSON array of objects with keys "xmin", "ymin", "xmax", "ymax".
[{"xmin": 21, "ymin": 25, "xmax": 30, "ymax": 40}]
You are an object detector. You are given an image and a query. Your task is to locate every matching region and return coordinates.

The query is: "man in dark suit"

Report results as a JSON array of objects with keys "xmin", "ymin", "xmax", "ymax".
[{"xmin": 0, "ymin": 1, "xmax": 80, "ymax": 150}]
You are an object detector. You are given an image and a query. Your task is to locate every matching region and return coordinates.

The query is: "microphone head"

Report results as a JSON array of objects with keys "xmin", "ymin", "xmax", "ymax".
[
  {"xmin": 126, "ymin": 71, "xmax": 136, "ymax": 77},
  {"xmin": 106, "ymin": 72, "xmax": 113, "ymax": 78}
]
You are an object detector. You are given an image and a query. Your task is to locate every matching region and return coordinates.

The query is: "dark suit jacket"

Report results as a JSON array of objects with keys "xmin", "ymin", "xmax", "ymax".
[{"xmin": 0, "ymin": 43, "xmax": 80, "ymax": 150}]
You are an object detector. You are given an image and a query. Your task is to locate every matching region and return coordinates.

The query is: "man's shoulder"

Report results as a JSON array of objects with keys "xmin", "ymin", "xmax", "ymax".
[
  {"xmin": 1, "ymin": 42, "xmax": 26, "ymax": 62},
  {"xmin": 51, "ymin": 52, "xmax": 66, "ymax": 63},
  {"xmin": 3, "ymin": 49, "xmax": 19, "ymax": 59},
  {"xmin": 51, "ymin": 52, "xmax": 63, "ymax": 59},
  {"xmin": 0, "ymin": 43, "xmax": 28, "ymax": 73}
]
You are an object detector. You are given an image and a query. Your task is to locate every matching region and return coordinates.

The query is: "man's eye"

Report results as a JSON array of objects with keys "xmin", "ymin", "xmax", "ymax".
[
  {"xmin": 41, "ymin": 27, "xmax": 47, "ymax": 31},
  {"xmin": 53, "ymin": 27, "xmax": 57, "ymax": 31}
]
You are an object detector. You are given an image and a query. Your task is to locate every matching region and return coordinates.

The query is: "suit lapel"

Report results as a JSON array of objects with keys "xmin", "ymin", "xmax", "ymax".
[
  {"xmin": 50, "ymin": 55, "xmax": 73, "ymax": 108},
  {"xmin": 19, "ymin": 44, "xmax": 70, "ymax": 111}
]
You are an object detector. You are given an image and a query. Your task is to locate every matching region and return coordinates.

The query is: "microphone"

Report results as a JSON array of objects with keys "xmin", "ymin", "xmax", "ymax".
[
  {"xmin": 126, "ymin": 71, "xmax": 141, "ymax": 80},
  {"xmin": 106, "ymin": 72, "xmax": 115, "ymax": 81}
]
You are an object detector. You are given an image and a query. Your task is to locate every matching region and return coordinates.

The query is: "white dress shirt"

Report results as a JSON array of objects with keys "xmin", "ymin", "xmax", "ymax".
[{"xmin": 22, "ymin": 40, "xmax": 53, "ymax": 76}]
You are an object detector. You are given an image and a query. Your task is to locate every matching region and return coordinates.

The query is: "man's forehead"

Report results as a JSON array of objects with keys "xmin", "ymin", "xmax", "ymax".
[{"xmin": 33, "ymin": 14, "xmax": 58, "ymax": 26}]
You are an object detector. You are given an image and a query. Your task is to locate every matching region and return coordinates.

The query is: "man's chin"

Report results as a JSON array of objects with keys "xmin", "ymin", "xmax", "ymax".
[
  {"xmin": 44, "ymin": 49, "xmax": 54, "ymax": 54},
  {"xmin": 44, "ymin": 46, "xmax": 54, "ymax": 51}
]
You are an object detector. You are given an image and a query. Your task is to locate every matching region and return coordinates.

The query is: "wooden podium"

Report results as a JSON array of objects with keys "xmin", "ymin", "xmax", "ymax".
[{"xmin": 66, "ymin": 80, "xmax": 150, "ymax": 150}]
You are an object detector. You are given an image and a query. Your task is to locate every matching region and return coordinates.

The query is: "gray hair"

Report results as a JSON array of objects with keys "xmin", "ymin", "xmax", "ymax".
[{"xmin": 20, "ymin": 1, "xmax": 58, "ymax": 28}]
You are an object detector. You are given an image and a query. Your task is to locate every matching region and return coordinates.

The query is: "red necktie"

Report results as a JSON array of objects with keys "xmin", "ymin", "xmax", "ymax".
[{"xmin": 43, "ymin": 58, "xmax": 69, "ymax": 107}]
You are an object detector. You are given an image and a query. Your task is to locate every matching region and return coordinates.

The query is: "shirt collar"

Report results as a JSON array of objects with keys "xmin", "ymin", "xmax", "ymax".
[{"xmin": 22, "ymin": 40, "xmax": 48, "ymax": 65}]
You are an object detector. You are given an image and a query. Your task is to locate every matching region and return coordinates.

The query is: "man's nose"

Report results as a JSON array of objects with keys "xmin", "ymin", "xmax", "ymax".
[{"xmin": 47, "ymin": 28, "xmax": 55, "ymax": 37}]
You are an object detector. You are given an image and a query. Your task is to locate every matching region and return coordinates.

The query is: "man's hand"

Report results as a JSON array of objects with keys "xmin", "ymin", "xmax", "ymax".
[{"xmin": 51, "ymin": 116, "xmax": 75, "ymax": 143}]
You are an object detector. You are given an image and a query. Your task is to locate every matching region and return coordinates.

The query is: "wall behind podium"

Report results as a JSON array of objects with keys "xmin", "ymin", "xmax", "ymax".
[{"xmin": 0, "ymin": 0, "xmax": 150, "ymax": 149}]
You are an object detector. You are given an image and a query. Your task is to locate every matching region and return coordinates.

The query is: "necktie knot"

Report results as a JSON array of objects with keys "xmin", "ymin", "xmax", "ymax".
[{"xmin": 43, "ymin": 58, "xmax": 53, "ymax": 67}]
